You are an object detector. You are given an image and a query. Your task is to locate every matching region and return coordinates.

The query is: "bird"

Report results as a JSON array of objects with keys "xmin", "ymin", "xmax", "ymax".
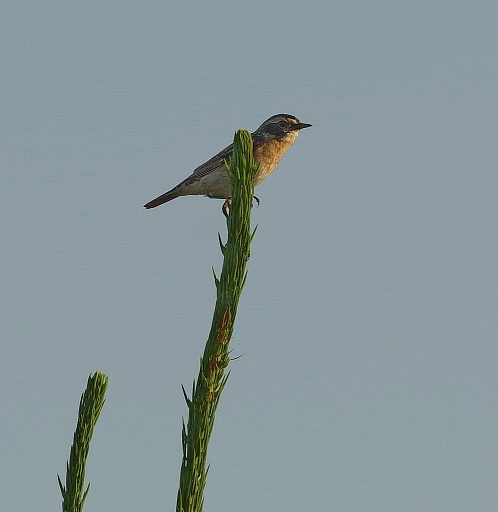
[{"xmin": 144, "ymin": 114, "xmax": 311, "ymax": 214}]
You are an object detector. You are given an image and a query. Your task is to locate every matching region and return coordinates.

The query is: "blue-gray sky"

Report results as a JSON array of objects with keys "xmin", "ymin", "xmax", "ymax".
[{"xmin": 1, "ymin": 1, "xmax": 497, "ymax": 511}]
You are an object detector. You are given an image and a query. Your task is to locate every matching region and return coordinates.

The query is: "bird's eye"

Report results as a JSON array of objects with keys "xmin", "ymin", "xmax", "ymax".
[{"xmin": 277, "ymin": 121, "xmax": 287, "ymax": 128}]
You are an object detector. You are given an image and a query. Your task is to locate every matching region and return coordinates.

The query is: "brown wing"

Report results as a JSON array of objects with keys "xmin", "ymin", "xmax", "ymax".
[
  {"xmin": 181, "ymin": 143, "xmax": 234, "ymax": 184},
  {"xmin": 181, "ymin": 129, "xmax": 266, "ymax": 186}
]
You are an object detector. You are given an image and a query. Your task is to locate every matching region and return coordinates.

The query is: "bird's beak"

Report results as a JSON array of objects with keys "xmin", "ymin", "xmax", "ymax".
[{"xmin": 290, "ymin": 122, "xmax": 312, "ymax": 131}]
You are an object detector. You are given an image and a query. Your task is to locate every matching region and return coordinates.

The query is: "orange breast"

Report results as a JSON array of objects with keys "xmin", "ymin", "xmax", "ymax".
[{"xmin": 253, "ymin": 133, "xmax": 298, "ymax": 186}]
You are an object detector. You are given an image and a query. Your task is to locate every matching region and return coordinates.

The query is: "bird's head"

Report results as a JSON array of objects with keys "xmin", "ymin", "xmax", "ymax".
[{"xmin": 254, "ymin": 114, "xmax": 312, "ymax": 142}]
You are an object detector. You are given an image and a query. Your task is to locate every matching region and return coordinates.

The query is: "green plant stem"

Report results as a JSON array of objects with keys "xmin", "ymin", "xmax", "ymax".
[
  {"xmin": 177, "ymin": 130, "xmax": 256, "ymax": 512},
  {"xmin": 59, "ymin": 371, "xmax": 108, "ymax": 512}
]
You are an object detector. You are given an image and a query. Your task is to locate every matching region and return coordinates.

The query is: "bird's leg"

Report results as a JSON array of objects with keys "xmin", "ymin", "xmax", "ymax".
[
  {"xmin": 223, "ymin": 196, "xmax": 258, "ymax": 218},
  {"xmin": 222, "ymin": 198, "xmax": 231, "ymax": 219}
]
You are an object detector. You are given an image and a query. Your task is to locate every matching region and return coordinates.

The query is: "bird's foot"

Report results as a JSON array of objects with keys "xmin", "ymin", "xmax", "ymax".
[
  {"xmin": 222, "ymin": 196, "xmax": 259, "ymax": 218},
  {"xmin": 222, "ymin": 198, "xmax": 231, "ymax": 219}
]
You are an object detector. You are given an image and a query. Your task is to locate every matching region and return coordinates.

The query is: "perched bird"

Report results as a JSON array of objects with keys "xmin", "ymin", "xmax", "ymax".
[{"xmin": 144, "ymin": 114, "xmax": 311, "ymax": 214}]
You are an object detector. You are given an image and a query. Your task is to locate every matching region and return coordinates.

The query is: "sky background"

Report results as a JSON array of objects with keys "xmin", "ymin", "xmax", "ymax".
[{"xmin": 1, "ymin": 1, "xmax": 497, "ymax": 511}]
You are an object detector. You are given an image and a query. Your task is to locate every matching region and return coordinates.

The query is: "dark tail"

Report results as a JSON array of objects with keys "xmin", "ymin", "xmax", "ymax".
[{"xmin": 144, "ymin": 188, "xmax": 180, "ymax": 209}]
